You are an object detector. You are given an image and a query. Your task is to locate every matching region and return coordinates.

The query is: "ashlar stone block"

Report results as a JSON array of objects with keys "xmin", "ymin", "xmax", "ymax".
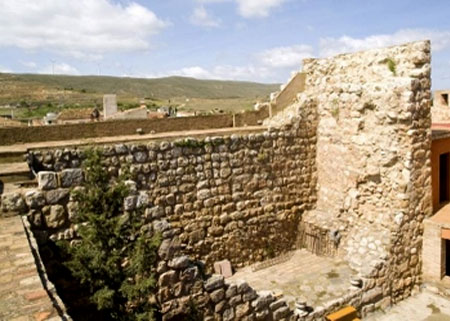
[
  {"xmin": 59, "ymin": 169, "xmax": 83, "ymax": 188},
  {"xmin": 38, "ymin": 171, "xmax": 58, "ymax": 190}
]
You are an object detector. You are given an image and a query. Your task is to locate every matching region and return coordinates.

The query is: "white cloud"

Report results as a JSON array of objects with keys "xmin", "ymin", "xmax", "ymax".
[
  {"xmin": 21, "ymin": 61, "xmax": 37, "ymax": 69},
  {"xmin": 147, "ymin": 64, "xmax": 270, "ymax": 81},
  {"xmin": 172, "ymin": 66, "xmax": 214, "ymax": 79},
  {"xmin": 195, "ymin": 0, "xmax": 285, "ymax": 18},
  {"xmin": 212, "ymin": 64, "xmax": 270, "ymax": 79},
  {"xmin": 235, "ymin": 0, "xmax": 285, "ymax": 18},
  {"xmin": 320, "ymin": 28, "xmax": 450, "ymax": 57},
  {"xmin": 39, "ymin": 63, "xmax": 80, "ymax": 75},
  {"xmin": 190, "ymin": 6, "xmax": 221, "ymax": 27},
  {"xmin": 0, "ymin": 0, "xmax": 168, "ymax": 59},
  {"xmin": 145, "ymin": 43, "xmax": 313, "ymax": 82},
  {"xmin": 259, "ymin": 44, "xmax": 314, "ymax": 68}
]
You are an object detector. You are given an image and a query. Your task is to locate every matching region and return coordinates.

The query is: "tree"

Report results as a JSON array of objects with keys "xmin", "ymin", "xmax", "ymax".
[{"xmin": 59, "ymin": 149, "xmax": 160, "ymax": 320}]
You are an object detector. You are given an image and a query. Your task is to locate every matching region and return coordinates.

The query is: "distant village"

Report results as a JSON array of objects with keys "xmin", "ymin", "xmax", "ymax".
[
  {"xmin": 0, "ymin": 92, "xmax": 276, "ymax": 128},
  {"xmin": 0, "ymin": 95, "xmax": 198, "ymax": 127}
]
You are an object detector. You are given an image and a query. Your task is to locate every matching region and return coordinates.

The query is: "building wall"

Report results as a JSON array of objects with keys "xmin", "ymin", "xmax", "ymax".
[
  {"xmin": 434, "ymin": 90, "xmax": 450, "ymax": 107},
  {"xmin": 431, "ymin": 136, "xmax": 450, "ymax": 212},
  {"xmin": 267, "ymin": 40, "xmax": 432, "ymax": 306},
  {"xmin": 423, "ymin": 135, "xmax": 450, "ymax": 290},
  {"xmin": 422, "ymin": 219, "xmax": 445, "ymax": 282},
  {"xmin": 432, "ymin": 90, "xmax": 450, "ymax": 122}
]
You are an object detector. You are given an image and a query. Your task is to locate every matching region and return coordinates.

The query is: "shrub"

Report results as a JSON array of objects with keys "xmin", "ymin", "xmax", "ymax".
[
  {"xmin": 386, "ymin": 57, "xmax": 397, "ymax": 76},
  {"xmin": 59, "ymin": 149, "xmax": 160, "ymax": 320}
]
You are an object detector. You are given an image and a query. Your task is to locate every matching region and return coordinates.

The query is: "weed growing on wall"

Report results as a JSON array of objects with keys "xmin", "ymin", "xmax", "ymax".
[
  {"xmin": 256, "ymin": 151, "xmax": 268, "ymax": 163},
  {"xmin": 331, "ymin": 98, "xmax": 340, "ymax": 121},
  {"xmin": 331, "ymin": 106, "xmax": 340, "ymax": 120},
  {"xmin": 58, "ymin": 148, "xmax": 161, "ymax": 321},
  {"xmin": 174, "ymin": 138, "xmax": 208, "ymax": 148},
  {"xmin": 386, "ymin": 57, "xmax": 397, "ymax": 76}
]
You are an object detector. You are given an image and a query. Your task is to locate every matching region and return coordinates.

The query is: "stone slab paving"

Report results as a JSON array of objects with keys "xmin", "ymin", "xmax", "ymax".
[
  {"xmin": 228, "ymin": 249, "xmax": 358, "ymax": 309},
  {"xmin": 365, "ymin": 291, "xmax": 450, "ymax": 321},
  {"xmin": 0, "ymin": 216, "xmax": 61, "ymax": 321}
]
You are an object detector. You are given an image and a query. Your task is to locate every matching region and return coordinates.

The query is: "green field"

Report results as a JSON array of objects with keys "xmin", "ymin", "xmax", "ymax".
[{"xmin": 0, "ymin": 73, "xmax": 279, "ymax": 119}]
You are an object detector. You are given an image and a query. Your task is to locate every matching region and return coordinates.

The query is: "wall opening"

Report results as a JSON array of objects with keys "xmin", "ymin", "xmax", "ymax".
[
  {"xmin": 442, "ymin": 93, "xmax": 449, "ymax": 106},
  {"xmin": 439, "ymin": 153, "xmax": 449, "ymax": 204},
  {"xmin": 446, "ymin": 240, "xmax": 450, "ymax": 277}
]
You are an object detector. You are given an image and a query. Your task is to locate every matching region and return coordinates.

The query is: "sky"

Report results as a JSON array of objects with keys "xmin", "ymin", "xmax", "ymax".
[{"xmin": 0, "ymin": 0, "xmax": 450, "ymax": 88}]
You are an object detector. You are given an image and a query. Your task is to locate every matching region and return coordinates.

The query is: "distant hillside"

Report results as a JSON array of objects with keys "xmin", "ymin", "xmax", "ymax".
[
  {"xmin": 0, "ymin": 73, "xmax": 279, "ymax": 103},
  {"xmin": 0, "ymin": 73, "xmax": 280, "ymax": 119}
]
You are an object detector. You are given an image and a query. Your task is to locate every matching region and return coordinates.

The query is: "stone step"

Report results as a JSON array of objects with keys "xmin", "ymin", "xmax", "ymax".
[
  {"xmin": 0, "ymin": 162, "xmax": 31, "ymax": 186},
  {"xmin": 0, "ymin": 162, "xmax": 29, "ymax": 176},
  {"xmin": 2, "ymin": 181, "xmax": 36, "ymax": 195},
  {"xmin": 0, "ymin": 150, "xmax": 25, "ymax": 164}
]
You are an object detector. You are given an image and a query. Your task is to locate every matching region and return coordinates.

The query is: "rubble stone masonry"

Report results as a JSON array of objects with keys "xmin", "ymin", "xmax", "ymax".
[
  {"xmin": 0, "ymin": 40, "xmax": 433, "ymax": 320},
  {"xmin": 268, "ymin": 40, "xmax": 432, "ymax": 310}
]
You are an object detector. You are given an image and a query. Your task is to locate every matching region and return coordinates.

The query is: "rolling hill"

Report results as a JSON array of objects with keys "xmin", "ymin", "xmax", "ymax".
[
  {"xmin": 0, "ymin": 73, "xmax": 279, "ymax": 103},
  {"xmin": 0, "ymin": 73, "xmax": 279, "ymax": 118}
]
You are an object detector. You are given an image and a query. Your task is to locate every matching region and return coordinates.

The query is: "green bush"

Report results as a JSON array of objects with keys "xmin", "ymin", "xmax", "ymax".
[
  {"xmin": 386, "ymin": 57, "xmax": 397, "ymax": 76},
  {"xmin": 59, "ymin": 149, "xmax": 161, "ymax": 320}
]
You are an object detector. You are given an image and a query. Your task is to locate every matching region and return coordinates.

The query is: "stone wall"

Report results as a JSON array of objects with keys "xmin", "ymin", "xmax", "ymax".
[
  {"xmin": 0, "ymin": 114, "xmax": 231, "ymax": 145},
  {"xmin": 267, "ymin": 40, "xmax": 432, "ymax": 309},
  {"xmin": 431, "ymin": 90, "xmax": 450, "ymax": 122},
  {"xmin": 235, "ymin": 106, "xmax": 270, "ymax": 127},
  {"xmin": 0, "ymin": 41, "xmax": 434, "ymax": 320},
  {"xmin": 109, "ymin": 106, "xmax": 148, "ymax": 120},
  {"xmin": 3, "ymin": 121, "xmax": 316, "ymax": 271},
  {"xmin": 1, "ymin": 120, "xmax": 318, "ymax": 320},
  {"xmin": 0, "ymin": 110, "xmax": 271, "ymax": 146},
  {"xmin": 271, "ymin": 72, "xmax": 306, "ymax": 117}
]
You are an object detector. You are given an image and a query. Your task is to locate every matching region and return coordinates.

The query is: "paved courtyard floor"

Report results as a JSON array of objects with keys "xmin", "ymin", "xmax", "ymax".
[
  {"xmin": 366, "ymin": 291, "xmax": 450, "ymax": 321},
  {"xmin": 228, "ymin": 249, "xmax": 358, "ymax": 308},
  {"xmin": 0, "ymin": 216, "xmax": 61, "ymax": 320}
]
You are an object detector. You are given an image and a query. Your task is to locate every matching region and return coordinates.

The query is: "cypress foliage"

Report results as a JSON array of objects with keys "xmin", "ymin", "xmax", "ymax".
[{"xmin": 59, "ymin": 149, "xmax": 160, "ymax": 320}]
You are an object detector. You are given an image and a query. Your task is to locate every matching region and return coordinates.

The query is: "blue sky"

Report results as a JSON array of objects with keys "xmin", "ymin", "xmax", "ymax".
[{"xmin": 0, "ymin": 0, "xmax": 449, "ymax": 88}]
